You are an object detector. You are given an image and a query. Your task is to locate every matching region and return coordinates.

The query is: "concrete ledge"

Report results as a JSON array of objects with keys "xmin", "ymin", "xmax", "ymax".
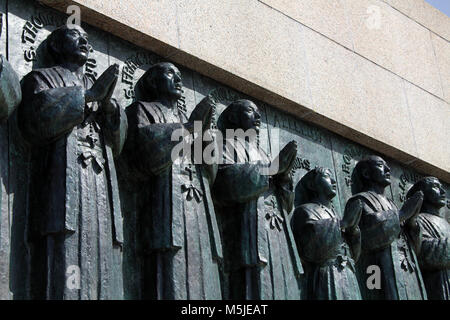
[
  {"xmin": 384, "ymin": 0, "xmax": 450, "ymax": 41},
  {"xmin": 39, "ymin": 0, "xmax": 450, "ymax": 183}
]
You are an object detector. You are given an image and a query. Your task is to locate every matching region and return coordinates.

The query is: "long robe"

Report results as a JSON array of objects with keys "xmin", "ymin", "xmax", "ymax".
[
  {"xmin": 291, "ymin": 203, "xmax": 362, "ymax": 300},
  {"xmin": 19, "ymin": 66, "xmax": 127, "ymax": 300},
  {"xmin": 348, "ymin": 191, "xmax": 427, "ymax": 300},
  {"xmin": 0, "ymin": 54, "xmax": 22, "ymax": 299},
  {"xmin": 413, "ymin": 213, "xmax": 450, "ymax": 300},
  {"xmin": 0, "ymin": 55, "xmax": 21, "ymax": 121},
  {"xmin": 213, "ymin": 138, "xmax": 303, "ymax": 300},
  {"xmin": 124, "ymin": 101, "xmax": 223, "ymax": 300}
]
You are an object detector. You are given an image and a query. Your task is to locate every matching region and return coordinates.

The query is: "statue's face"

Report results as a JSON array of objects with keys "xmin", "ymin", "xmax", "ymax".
[
  {"xmin": 153, "ymin": 63, "xmax": 183, "ymax": 100},
  {"xmin": 315, "ymin": 169, "xmax": 337, "ymax": 199},
  {"xmin": 423, "ymin": 178, "xmax": 446, "ymax": 208},
  {"xmin": 368, "ymin": 156, "xmax": 391, "ymax": 187},
  {"xmin": 57, "ymin": 25, "xmax": 90, "ymax": 64},
  {"xmin": 238, "ymin": 101, "xmax": 261, "ymax": 132}
]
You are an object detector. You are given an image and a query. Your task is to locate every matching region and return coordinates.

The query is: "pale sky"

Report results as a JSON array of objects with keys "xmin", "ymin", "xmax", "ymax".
[{"xmin": 426, "ymin": 0, "xmax": 450, "ymax": 17}]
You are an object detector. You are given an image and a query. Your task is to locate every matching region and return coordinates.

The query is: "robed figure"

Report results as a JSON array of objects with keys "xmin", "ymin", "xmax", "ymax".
[
  {"xmin": 291, "ymin": 167, "xmax": 362, "ymax": 300},
  {"xmin": 406, "ymin": 177, "xmax": 449, "ymax": 300},
  {"xmin": 0, "ymin": 44, "xmax": 22, "ymax": 300},
  {"xmin": 346, "ymin": 156, "xmax": 427, "ymax": 300},
  {"xmin": 124, "ymin": 62, "xmax": 223, "ymax": 299},
  {"xmin": 18, "ymin": 25, "xmax": 127, "ymax": 299},
  {"xmin": 213, "ymin": 100, "xmax": 303, "ymax": 300},
  {"xmin": 0, "ymin": 54, "xmax": 21, "ymax": 121}
]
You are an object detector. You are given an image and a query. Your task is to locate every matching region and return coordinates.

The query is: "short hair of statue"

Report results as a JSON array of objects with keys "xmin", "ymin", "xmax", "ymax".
[
  {"xmin": 295, "ymin": 167, "xmax": 328, "ymax": 207},
  {"xmin": 135, "ymin": 62, "xmax": 177, "ymax": 102},
  {"xmin": 217, "ymin": 99, "xmax": 255, "ymax": 133},
  {"xmin": 351, "ymin": 156, "xmax": 385, "ymax": 195}
]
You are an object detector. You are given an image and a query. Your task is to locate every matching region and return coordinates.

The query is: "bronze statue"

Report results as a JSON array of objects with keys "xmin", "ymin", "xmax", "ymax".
[
  {"xmin": 347, "ymin": 155, "xmax": 427, "ymax": 299},
  {"xmin": 124, "ymin": 62, "xmax": 223, "ymax": 299},
  {"xmin": 406, "ymin": 177, "xmax": 449, "ymax": 300},
  {"xmin": 0, "ymin": 54, "xmax": 21, "ymax": 121},
  {"xmin": 18, "ymin": 25, "xmax": 127, "ymax": 299},
  {"xmin": 291, "ymin": 167, "xmax": 362, "ymax": 299},
  {"xmin": 0, "ymin": 31, "xmax": 22, "ymax": 301},
  {"xmin": 213, "ymin": 99, "xmax": 303, "ymax": 299}
]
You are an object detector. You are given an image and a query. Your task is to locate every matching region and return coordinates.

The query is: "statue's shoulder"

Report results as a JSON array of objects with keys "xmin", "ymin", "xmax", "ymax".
[
  {"xmin": 419, "ymin": 212, "xmax": 445, "ymax": 225},
  {"xmin": 29, "ymin": 66, "xmax": 60, "ymax": 76},
  {"xmin": 126, "ymin": 100, "xmax": 164, "ymax": 124},
  {"xmin": 347, "ymin": 192, "xmax": 376, "ymax": 210},
  {"xmin": 294, "ymin": 203, "xmax": 319, "ymax": 219},
  {"xmin": 349, "ymin": 191, "xmax": 392, "ymax": 212},
  {"xmin": 22, "ymin": 66, "xmax": 61, "ymax": 84},
  {"xmin": 349, "ymin": 192, "xmax": 372, "ymax": 203}
]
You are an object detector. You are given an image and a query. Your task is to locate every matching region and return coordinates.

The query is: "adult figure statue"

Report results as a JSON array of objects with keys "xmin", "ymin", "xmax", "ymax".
[
  {"xmin": 406, "ymin": 177, "xmax": 449, "ymax": 300},
  {"xmin": 18, "ymin": 25, "xmax": 127, "ymax": 300},
  {"xmin": 124, "ymin": 62, "xmax": 223, "ymax": 299},
  {"xmin": 213, "ymin": 99, "xmax": 303, "ymax": 300},
  {"xmin": 347, "ymin": 155, "xmax": 427, "ymax": 300},
  {"xmin": 0, "ymin": 54, "xmax": 21, "ymax": 121},
  {"xmin": 0, "ymin": 30, "xmax": 22, "ymax": 300},
  {"xmin": 291, "ymin": 167, "xmax": 362, "ymax": 300}
]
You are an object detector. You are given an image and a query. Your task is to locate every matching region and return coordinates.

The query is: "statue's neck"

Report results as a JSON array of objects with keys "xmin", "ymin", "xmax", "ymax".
[
  {"xmin": 59, "ymin": 62, "xmax": 85, "ymax": 78},
  {"xmin": 155, "ymin": 97, "xmax": 178, "ymax": 110},
  {"xmin": 421, "ymin": 203, "xmax": 443, "ymax": 217},
  {"xmin": 365, "ymin": 183, "xmax": 386, "ymax": 196},
  {"xmin": 311, "ymin": 195, "xmax": 332, "ymax": 209}
]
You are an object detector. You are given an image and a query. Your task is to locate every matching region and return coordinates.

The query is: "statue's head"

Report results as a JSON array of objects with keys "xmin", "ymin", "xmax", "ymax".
[
  {"xmin": 46, "ymin": 24, "xmax": 90, "ymax": 66},
  {"xmin": 296, "ymin": 167, "xmax": 337, "ymax": 206},
  {"xmin": 136, "ymin": 62, "xmax": 183, "ymax": 102},
  {"xmin": 406, "ymin": 176, "xmax": 446, "ymax": 210},
  {"xmin": 351, "ymin": 155, "xmax": 391, "ymax": 194},
  {"xmin": 217, "ymin": 99, "xmax": 261, "ymax": 133}
]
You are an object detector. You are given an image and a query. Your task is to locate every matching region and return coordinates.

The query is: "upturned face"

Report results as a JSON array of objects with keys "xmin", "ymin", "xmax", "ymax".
[
  {"xmin": 315, "ymin": 169, "xmax": 337, "ymax": 199},
  {"xmin": 423, "ymin": 178, "xmax": 446, "ymax": 208},
  {"xmin": 57, "ymin": 25, "xmax": 90, "ymax": 65},
  {"xmin": 368, "ymin": 156, "xmax": 391, "ymax": 187},
  {"xmin": 238, "ymin": 101, "xmax": 261, "ymax": 132},
  {"xmin": 153, "ymin": 63, "xmax": 183, "ymax": 100}
]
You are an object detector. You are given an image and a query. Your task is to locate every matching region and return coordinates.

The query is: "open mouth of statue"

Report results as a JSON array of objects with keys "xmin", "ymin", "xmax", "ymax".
[{"xmin": 79, "ymin": 46, "xmax": 89, "ymax": 53}]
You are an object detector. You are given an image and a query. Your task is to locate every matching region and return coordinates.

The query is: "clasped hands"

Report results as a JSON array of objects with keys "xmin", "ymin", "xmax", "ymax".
[{"xmin": 85, "ymin": 63, "xmax": 120, "ymax": 115}]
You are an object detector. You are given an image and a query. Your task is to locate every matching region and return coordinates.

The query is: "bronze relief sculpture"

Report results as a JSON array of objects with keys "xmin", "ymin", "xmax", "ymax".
[
  {"xmin": 291, "ymin": 167, "xmax": 362, "ymax": 299},
  {"xmin": 213, "ymin": 99, "xmax": 303, "ymax": 299},
  {"xmin": 18, "ymin": 25, "xmax": 127, "ymax": 299},
  {"xmin": 124, "ymin": 62, "xmax": 223, "ymax": 299},
  {"xmin": 0, "ymin": 54, "xmax": 21, "ymax": 122},
  {"xmin": 4, "ymin": 2, "xmax": 448, "ymax": 300},
  {"xmin": 347, "ymin": 155, "xmax": 427, "ymax": 300},
  {"xmin": 406, "ymin": 177, "xmax": 449, "ymax": 300}
]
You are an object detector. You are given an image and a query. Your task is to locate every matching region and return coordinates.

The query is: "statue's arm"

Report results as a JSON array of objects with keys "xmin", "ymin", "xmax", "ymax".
[
  {"xmin": 200, "ymin": 130, "xmax": 218, "ymax": 185},
  {"xmin": 0, "ymin": 55, "xmax": 21, "ymax": 121},
  {"xmin": 274, "ymin": 173, "xmax": 294, "ymax": 214},
  {"xmin": 353, "ymin": 197, "xmax": 401, "ymax": 252},
  {"xmin": 213, "ymin": 162, "xmax": 269, "ymax": 205},
  {"xmin": 18, "ymin": 72, "xmax": 85, "ymax": 145},
  {"xmin": 291, "ymin": 206, "xmax": 343, "ymax": 263},
  {"xmin": 343, "ymin": 226, "xmax": 361, "ymax": 262},
  {"xmin": 126, "ymin": 102, "xmax": 186, "ymax": 176},
  {"xmin": 102, "ymin": 98, "xmax": 127, "ymax": 157},
  {"xmin": 416, "ymin": 217, "xmax": 450, "ymax": 270}
]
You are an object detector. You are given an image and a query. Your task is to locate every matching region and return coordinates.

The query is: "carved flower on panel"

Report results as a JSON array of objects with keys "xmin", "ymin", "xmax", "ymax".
[{"xmin": 264, "ymin": 198, "xmax": 284, "ymax": 231}]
